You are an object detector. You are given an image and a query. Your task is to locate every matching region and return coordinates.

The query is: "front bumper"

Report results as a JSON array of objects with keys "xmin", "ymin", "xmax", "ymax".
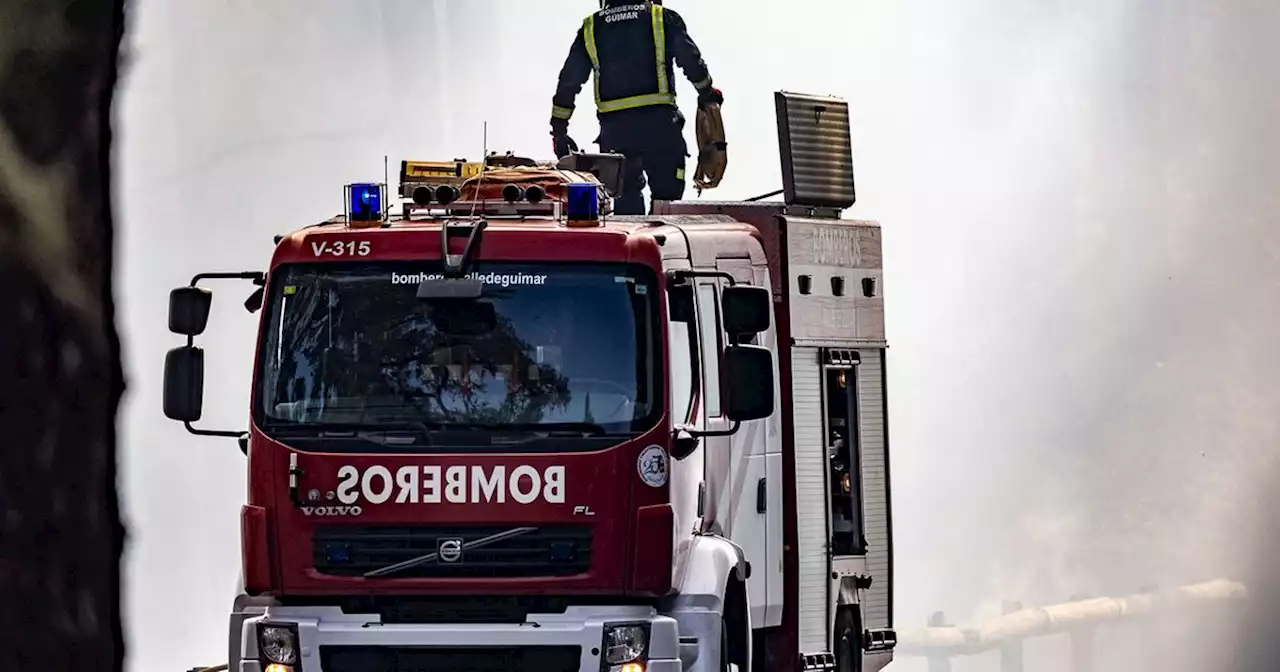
[{"xmin": 239, "ymin": 604, "xmax": 681, "ymax": 672}]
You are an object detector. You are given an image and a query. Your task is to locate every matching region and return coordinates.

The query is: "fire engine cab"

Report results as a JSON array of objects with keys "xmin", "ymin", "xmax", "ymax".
[{"xmin": 164, "ymin": 90, "xmax": 896, "ymax": 672}]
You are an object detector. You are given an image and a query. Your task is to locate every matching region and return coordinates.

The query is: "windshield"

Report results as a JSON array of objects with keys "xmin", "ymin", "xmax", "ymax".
[{"xmin": 254, "ymin": 261, "xmax": 661, "ymax": 450}]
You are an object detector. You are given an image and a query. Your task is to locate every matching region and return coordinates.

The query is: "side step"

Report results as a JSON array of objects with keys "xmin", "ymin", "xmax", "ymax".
[
  {"xmin": 801, "ymin": 652, "xmax": 836, "ymax": 671},
  {"xmin": 801, "ymin": 628, "xmax": 897, "ymax": 671},
  {"xmin": 863, "ymin": 628, "xmax": 897, "ymax": 653}
]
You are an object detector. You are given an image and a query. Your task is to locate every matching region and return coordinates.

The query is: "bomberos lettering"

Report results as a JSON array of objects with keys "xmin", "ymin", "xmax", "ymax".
[{"xmin": 335, "ymin": 464, "xmax": 566, "ymax": 505}]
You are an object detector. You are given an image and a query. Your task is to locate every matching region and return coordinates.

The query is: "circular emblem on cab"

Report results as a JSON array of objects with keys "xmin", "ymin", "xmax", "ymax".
[
  {"xmin": 438, "ymin": 538, "xmax": 463, "ymax": 563},
  {"xmin": 637, "ymin": 445, "xmax": 669, "ymax": 488}
]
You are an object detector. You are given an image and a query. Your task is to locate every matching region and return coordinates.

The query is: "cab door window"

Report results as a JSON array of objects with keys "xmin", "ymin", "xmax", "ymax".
[
  {"xmin": 695, "ymin": 282, "xmax": 724, "ymax": 419},
  {"xmin": 667, "ymin": 283, "xmax": 699, "ymax": 425}
]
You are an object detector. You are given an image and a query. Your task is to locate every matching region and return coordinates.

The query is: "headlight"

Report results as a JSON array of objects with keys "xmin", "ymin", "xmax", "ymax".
[
  {"xmin": 603, "ymin": 623, "xmax": 649, "ymax": 665},
  {"xmin": 257, "ymin": 623, "xmax": 299, "ymax": 665}
]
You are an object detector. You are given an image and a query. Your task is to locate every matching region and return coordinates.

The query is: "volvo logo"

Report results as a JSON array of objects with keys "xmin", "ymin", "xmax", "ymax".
[{"xmin": 438, "ymin": 538, "xmax": 464, "ymax": 563}]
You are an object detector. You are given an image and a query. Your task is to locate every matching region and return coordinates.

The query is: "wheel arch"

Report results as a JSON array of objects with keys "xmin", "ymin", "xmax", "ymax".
[
  {"xmin": 671, "ymin": 533, "xmax": 749, "ymax": 610},
  {"xmin": 669, "ymin": 534, "xmax": 752, "ymax": 671}
]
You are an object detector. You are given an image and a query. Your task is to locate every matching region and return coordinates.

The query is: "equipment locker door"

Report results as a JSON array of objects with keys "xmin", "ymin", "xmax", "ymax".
[
  {"xmin": 856, "ymin": 348, "xmax": 892, "ymax": 632},
  {"xmin": 791, "ymin": 345, "xmax": 831, "ymax": 653}
]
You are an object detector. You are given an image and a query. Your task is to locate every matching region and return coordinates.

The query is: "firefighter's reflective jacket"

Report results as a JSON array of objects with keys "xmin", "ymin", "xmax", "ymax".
[{"xmin": 551, "ymin": 2, "xmax": 713, "ymax": 123}]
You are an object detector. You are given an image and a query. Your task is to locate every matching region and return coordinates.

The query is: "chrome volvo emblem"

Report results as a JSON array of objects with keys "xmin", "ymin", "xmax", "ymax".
[{"xmin": 438, "ymin": 538, "xmax": 464, "ymax": 563}]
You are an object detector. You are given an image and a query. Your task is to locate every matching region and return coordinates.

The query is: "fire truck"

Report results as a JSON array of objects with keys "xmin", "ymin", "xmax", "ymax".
[{"xmin": 164, "ymin": 90, "xmax": 896, "ymax": 672}]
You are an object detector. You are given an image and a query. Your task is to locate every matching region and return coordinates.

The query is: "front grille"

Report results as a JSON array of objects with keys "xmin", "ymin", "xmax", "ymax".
[
  {"xmin": 313, "ymin": 524, "xmax": 593, "ymax": 578},
  {"xmin": 319, "ymin": 645, "xmax": 582, "ymax": 672}
]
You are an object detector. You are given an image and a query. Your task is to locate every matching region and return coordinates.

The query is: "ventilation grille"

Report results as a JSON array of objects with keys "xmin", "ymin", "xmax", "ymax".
[{"xmin": 312, "ymin": 524, "xmax": 593, "ymax": 579}]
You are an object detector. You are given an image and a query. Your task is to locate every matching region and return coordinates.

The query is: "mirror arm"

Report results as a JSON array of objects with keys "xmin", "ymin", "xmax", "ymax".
[
  {"xmin": 666, "ymin": 269, "xmax": 736, "ymax": 286},
  {"xmin": 183, "ymin": 421, "xmax": 246, "ymax": 439},
  {"xmin": 680, "ymin": 420, "xmax": 741, "ymax": 439},
  {"xmin": 190, "ymin": 270, "xmax": 266, "ymax": 288}
]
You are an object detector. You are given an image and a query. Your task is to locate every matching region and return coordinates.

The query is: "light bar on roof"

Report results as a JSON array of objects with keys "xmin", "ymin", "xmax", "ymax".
[{"xmin": 401, "ymin": 199, "xmax": 562, "ymax": 220}]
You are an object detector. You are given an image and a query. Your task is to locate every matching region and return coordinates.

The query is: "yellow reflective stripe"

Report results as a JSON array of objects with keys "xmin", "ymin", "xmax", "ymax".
[
  {"xmin": 583, "ymin": 16, "xmax": 601, "ymax": 105},
  {"xmin": 552, "ymin": 106, "xmax": 574, "ymax": 120},
  {"xmin": 597, "ymin": 92, "xmax": 677, "ymax": 113},
  {"xmin": 651, "ymin": 4, "xmax": 668, "ymax": 95},
  {"xmin": 585, "ymin": 8, "xmax": 675, "ymax": 114},
  {"xmin": 583, "ymin": 16, "xmax": 599, "ymax": 69},
  {"xmin": 676, "ymin": 168, "xmax": 686, "ymax": 180},
  {"xmin": 693, "ymin": 76, "xmax": 712, "ymax": 91}
]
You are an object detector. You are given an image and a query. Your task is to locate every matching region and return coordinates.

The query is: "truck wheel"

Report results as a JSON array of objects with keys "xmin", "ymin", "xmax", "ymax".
[
  {"xmin": 834, "ymin": 609, "xmax": 861, "ymax": 672},
  {"xmin": 720, "ymin": 612, "xmax": 732, "ymax": 671}
]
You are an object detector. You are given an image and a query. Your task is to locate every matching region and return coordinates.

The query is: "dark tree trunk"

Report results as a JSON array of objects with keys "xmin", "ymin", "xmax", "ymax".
[{"xmin": 0, "ymin": 2, "xmax": 127, "ymax": 671}]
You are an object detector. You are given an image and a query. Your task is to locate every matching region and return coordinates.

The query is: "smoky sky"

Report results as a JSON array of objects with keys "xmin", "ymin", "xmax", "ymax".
[{"xmin": 116, "ymin": 2, "xmax": 1280, "ymax": 670}]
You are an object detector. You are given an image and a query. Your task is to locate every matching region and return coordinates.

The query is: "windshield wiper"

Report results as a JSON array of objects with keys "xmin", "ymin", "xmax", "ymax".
[
  {"xmin": 505, "ymin": 422, "xmax": 610, "ymax": 437},
  {"xmin": 418, "ymin": 421, "xmax": 608, "ymax": 437},
  {"xmin": 267, "ymin": 420, "xmax": 612, "ymax": 443},
  {"xmin": 264, "ymin": 421, "xmax": 434, "ymax": 446}
]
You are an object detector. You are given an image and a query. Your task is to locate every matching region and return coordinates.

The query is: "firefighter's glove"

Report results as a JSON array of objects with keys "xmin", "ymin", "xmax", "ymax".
[
  {"xmin": 552, "ymin": 132, "xmax": 578, "ymax": 159},
  {"xmin": 550, "ymin": 117, "xmax": 578, "ymax": 158},
  {"xmin": 697, "ymin": 86, "xmax": 724, "ymax": 110},
  {"xmin": 693, "ymin": 101, "xmax": 727, "ymax": 193}
]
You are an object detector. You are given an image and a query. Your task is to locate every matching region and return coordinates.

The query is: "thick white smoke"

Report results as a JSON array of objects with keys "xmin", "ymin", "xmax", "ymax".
[{"xmin": 116, "ymin": 2, "xmax": 1280, "ymax": 670}]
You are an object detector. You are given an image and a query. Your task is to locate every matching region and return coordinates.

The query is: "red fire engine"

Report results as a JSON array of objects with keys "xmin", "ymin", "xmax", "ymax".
[{"xmin": 166, "ymin": 90, "xmax": 895, "ymax": 672}]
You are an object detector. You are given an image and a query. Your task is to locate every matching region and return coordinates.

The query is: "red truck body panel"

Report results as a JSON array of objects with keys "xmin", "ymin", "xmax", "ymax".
[{"xmin": 243, "ymin": 219, "xmax": 676, "ymax": 597}]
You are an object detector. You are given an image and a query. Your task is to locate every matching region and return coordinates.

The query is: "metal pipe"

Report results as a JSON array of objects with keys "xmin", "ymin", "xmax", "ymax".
[{"xmin": 502, "ymin": 184, "xmax": 525, "ymax": 203}]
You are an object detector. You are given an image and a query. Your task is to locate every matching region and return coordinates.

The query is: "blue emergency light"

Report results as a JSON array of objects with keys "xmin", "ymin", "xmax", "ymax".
[
  {"xmin": 565, "ymin": 182, "xmax": 599, "ymax": 222},
  {"xmin": 348, "ymin": 182, "xmax": 382, "ymax": 222}
]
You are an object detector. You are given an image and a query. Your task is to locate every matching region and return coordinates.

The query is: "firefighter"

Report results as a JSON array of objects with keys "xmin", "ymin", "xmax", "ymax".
[{"xmin": 550, "ymin": 0, "xmax": 725, "ymax": 215}]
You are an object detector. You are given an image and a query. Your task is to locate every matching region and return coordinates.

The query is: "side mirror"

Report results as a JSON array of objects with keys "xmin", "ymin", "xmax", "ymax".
[
  {"xmin": 722, "ymin": 345, "xmax": 775, "ymax": 422},
  {"xmin": 163, "ymin": 345, "xmax": 205, "ymax": 422},
  {"xmin": 243, "ymin": 286, "xmax": 265, "ymax": 314},
  {"xmin": 722, "ymin": 285, "xmax": 770, "ymax": 336},
  {"xmin": 168, "ymin": 286, "xmax": 213, "ymax": 335}
]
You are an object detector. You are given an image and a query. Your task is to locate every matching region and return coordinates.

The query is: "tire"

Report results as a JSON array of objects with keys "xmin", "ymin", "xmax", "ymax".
[
  {"xmin": 834, "ymin": 609, "xmax": 862, "ymax": 672},
  {"xmin": 720, "ymin": 612, "xmax": 732, "ymax": 672},
  {"xmin": 721, "ymin": 579, "xmax": 748, "ymax": 672}
]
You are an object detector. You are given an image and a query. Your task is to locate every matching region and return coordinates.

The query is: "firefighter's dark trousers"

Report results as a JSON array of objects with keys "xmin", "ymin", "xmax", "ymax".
[{"xmin": 597, "ymin": 106, "xmax": 688, "ymax": 216}]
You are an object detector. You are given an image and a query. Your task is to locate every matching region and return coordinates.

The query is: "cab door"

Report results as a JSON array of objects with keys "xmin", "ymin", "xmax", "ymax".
[{"xmin": 705, "ymin": 256, "xmax": 780, "ymax": 630}]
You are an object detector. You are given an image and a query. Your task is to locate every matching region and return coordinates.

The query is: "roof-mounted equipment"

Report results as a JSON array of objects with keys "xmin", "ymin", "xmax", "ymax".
[
  {"xmin": 435, "ymin": 185, "xmax": 460, "ymax": 205},
  {"xmin": 344, "ymin": 182, "xmax": 386, "ymax": 228},
  {"xmin": 485, "ymin": 151, "xmax": 538, "ymax": 169},
  {"xmin": 774, "ymin": 91, "xmax": 857, "ymax": 213},
  {"xmin": 564, "ymin": 183, "xmax": 601, "ymax": 228},
  {"xmin": 502, "ymin": 184, "xmax": 525, "ymax": 203},
  {"xmin": 397, "ymin": 157, "xmax": 611, "ymax": 220},
  {"xmin": 399, "ymin": 159, "xmax": 483, "ymax": 209},
  {"xmin": 556, "ymin": 152, "xmax": 625, "ymax": 198}
]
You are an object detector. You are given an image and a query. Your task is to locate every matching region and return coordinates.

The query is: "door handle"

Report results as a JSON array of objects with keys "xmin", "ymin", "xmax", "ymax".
[{"xmin": 756, "ymin": 477, "xmax": 767, "ymax": 513}]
